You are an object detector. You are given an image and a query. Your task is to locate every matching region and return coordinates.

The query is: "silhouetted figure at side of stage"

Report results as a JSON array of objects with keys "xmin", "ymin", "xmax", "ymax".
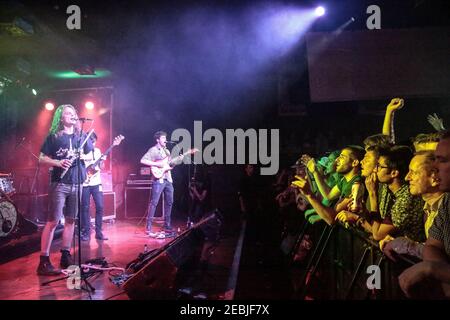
[
  {"xmin": 188, "ymin": 165, "xmax": 211, "ymax": 224},
  {"xmin": 238, "ymin": 164, "xmax": 265, "ymax": 242}
]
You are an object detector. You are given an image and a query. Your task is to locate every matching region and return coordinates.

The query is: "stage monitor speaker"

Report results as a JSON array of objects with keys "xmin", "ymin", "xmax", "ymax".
[{"xmin": 123, "ymin": 211, "xmax": 222, "ymax": 299}]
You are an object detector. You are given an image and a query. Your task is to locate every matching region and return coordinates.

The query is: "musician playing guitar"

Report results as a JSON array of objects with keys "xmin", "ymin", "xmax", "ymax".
[
  {"xmin": 37, "ymin": 104, "xmax": 94, "ymax": 276},
  {"xmin": 140, "ymin": 131, "xmax": 198, "ymax": 237},
  {"xmin": 80, "ymin": 133, "xmax": 124, "ymax": 241}
]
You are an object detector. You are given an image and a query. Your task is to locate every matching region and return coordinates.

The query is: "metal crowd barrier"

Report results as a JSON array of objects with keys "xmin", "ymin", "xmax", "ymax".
[{"xmin": 293, "ymin": 221, "xmax": 415, "ymax": 300}]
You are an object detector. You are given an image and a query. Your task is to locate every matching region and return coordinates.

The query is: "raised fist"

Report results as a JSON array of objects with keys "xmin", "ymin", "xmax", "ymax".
[{"xmin": 387, "ymin": 98, "xmax": 404, "ymax": 111}]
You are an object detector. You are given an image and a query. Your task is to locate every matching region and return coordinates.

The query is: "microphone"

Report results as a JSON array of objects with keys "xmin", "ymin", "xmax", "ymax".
[
  {"xmin": 76, "ymin": 117, "xmax": 94, "ymax": 121},
  {"xmin": 166, "ymin": 141, "xmax": 177, "ymax": 144}
]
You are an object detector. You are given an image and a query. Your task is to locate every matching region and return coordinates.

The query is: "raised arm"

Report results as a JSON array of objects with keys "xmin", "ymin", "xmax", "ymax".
[
  {"xmin": 382, "ymin": 98, "xmax": 404, "ymax": 144},
  {"xmin": 306, "ymin": 159, "xmax": 340, "ymax": 201},
  {"xmin": 292, "ymin": 176, "xmax": 337, "ymax": 225}
]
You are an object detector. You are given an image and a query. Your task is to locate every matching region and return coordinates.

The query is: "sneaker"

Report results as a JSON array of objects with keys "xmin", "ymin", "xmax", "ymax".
[
  {"xmin": 81, "ymin": 233, "xmax": 90, "ymax": 241},
  {"xmin": 164, "ymin": 232, "xmax": 177, "ymax": 239},
  {"xmin": 156, "ymin": 232, "xmax": 166, "ymax": 239},
  {"xmin": 37, "ymin": 260, "xmax": 62, "ymax": 276},
  {"xmin": 147, "ymin": 232, "xmax": 158, "ymax": 238},
  {"xmin": 178, "ymin": 287, "xmax": 193, "ymax": 295},
  {"xmin": 193, "ymin": 292, "xmax": 208, "ymax": 300},
  {"xmin": 95, "ymin": 232, "xmax": 108, "ymax": 240},
  {"xmin": 60, "ymin": 250, "xmax": 74, "ymax": 269}
]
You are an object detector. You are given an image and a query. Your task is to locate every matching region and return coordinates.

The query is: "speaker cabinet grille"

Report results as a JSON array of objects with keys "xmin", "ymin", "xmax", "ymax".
[{"xmin": 123, "ymin": 213, "xmax": 222, "ymax": 299}]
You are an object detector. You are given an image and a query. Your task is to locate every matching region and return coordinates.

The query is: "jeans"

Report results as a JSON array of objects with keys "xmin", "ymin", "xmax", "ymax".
[
  {"xmin": 48, "ymin": 183, "xmax": 80, "ymax": 222},
  {"xmin": 81, "ymin": 184, "xmax": 104, "ymax": 235},
  {"xmin": 146, "ymin": 180, "xmax": 173, "ymax": 231}
]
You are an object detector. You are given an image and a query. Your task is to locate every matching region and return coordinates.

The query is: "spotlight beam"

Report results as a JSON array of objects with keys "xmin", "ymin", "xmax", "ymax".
[{"xmin": 315, "ymin": 6, "xmax": 325, "ymax": 17}]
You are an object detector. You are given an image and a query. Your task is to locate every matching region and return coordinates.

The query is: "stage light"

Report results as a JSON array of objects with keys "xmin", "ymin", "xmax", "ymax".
[
  {"xmin": 85, "ymin": 101, "xmax": 95, "ymax": 110},
  {"xmin": 32, "ymin": 88, "xmax": 37, "ymax": 95},
  {"xmin": 0, "ymin": 75, "xmax": 12, "ymax": 96},
  {"xmin": 73, "ymin": 65, "xmax": 96, "ymax": 76},
  {"xmin": 45, "ymin": 102, "xmax": 55, "ymax": 111},
  {"xmin": 315, "ymin": 6, "xmax": 325, "ymax": 17}
]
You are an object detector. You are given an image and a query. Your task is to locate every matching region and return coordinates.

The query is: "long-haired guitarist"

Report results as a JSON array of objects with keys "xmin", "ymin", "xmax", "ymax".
[
  {"xmin": 37, "ymin": 104, "xmax": 94, "ymax": 276},
  {"xmin": 140, "ymin": 131, "xmax": 197, "ymax": 237}
]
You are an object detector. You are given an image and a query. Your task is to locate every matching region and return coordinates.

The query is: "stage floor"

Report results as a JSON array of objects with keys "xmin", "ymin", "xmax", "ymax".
[{"xmin": 0, "ymin": 218, "xmax": 240, "ymax": 300}]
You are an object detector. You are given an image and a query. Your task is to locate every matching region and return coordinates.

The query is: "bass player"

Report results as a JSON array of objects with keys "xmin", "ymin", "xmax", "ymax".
[
  {"xmin": 80, "ymin": 132, "xmax": 124, "ymax": 241},
  {"xmin": 81, "ymin": 132, "xmax": 124, "ymax": 241}
]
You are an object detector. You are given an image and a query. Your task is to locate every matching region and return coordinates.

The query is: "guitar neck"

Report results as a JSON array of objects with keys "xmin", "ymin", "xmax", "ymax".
[
  {"xmin": 90, "ymin": 145, "xmax": 114, "ymax": 167},
  {"xmin": 169, "ymin": 151, "xmax": 193, "ymax": 165}
]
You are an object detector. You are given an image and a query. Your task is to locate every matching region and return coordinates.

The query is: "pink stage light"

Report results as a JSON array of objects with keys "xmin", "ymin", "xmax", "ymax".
[
  {"xmin": 85, "ymin": 101, "xmax": 95, "ymax": 110},
  {"xmin": 45, "ymin": 102, "xmax": 55, "ymax": 111}
]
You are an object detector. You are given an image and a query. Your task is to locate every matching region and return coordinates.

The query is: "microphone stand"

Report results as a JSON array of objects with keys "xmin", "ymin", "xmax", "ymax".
[
  {"xmin": 12, "ymin": 139, "xmax": 43, "ymax": 224},
  {"xmin": 187, "ymin": 161, "xmax": 197, "ymax": 229},
  {"xmin": 75, "ymin": 119, "xmax": 96, "ymax": 294}
]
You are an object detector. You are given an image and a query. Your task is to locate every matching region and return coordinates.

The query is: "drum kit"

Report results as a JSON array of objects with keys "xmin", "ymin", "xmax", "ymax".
[{"xmin": 0, "ymin": 172, "xmax": 18, "ymax": 238}]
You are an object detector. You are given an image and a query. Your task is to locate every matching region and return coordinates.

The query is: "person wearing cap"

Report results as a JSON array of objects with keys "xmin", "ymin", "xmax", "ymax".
[
  {"xmin": 302, "ymin": 151, "xmax": 341, "ymax": 224},
  {"xmin": 292, "ymin": 146, "xmax": 364, "ymax": 225}
]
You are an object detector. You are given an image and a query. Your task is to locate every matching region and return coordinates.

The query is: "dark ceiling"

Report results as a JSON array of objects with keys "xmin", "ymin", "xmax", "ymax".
[{"xmin": 0, "ymin": 0, "xmax": 449, "ymax": 97}]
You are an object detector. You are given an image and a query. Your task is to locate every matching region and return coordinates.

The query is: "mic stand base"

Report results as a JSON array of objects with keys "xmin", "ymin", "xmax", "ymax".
[{"xmin": 41, "ymin": 268, "xmax": 99, "ymax": 294}]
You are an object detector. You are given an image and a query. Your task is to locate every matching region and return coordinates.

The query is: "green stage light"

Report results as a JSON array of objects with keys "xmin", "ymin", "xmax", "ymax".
[{"xmin": 47, "ymin": 69, "xmax": 112, "ymax": 79}]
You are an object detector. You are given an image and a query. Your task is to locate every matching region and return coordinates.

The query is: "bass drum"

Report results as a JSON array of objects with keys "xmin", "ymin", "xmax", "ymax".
[
  {"xmin": 0, "ymin": 177, "xmax": 15, "ymax": 197},
  {"xmin": 0, "ymin": 200, "xmax": 18, "ymax": 238}
]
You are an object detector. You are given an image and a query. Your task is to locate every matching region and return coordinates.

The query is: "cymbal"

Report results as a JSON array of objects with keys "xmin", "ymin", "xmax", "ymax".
[{"xmin": 0, "ymin": 173, "xmax": 11, "ymax": 177}]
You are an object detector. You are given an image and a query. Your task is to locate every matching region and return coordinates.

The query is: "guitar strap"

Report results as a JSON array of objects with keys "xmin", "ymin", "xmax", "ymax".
[{"xmin": 92, "ymin": 149, "xmax": 97, "ymax": 168}]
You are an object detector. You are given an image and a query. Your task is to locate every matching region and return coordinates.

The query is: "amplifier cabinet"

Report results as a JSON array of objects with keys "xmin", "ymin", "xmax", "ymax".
[{"xmin": 124, "ymin": 186, "xmax": 165, "ymax": 220}]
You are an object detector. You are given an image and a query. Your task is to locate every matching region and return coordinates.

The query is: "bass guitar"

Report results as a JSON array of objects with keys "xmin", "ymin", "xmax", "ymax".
[{"xmin": 85, "ymin": 135, "xmax": 125, "ymax": 183}]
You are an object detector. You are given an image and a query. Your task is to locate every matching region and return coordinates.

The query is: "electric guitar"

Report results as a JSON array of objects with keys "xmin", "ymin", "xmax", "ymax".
[
  {"xmin": 85, "ymin": 135, "xmax": 125, "ymax": 183},
  {"xmin": 151, "ymin": 148, "xmax": 199, "ymax": 179}
]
